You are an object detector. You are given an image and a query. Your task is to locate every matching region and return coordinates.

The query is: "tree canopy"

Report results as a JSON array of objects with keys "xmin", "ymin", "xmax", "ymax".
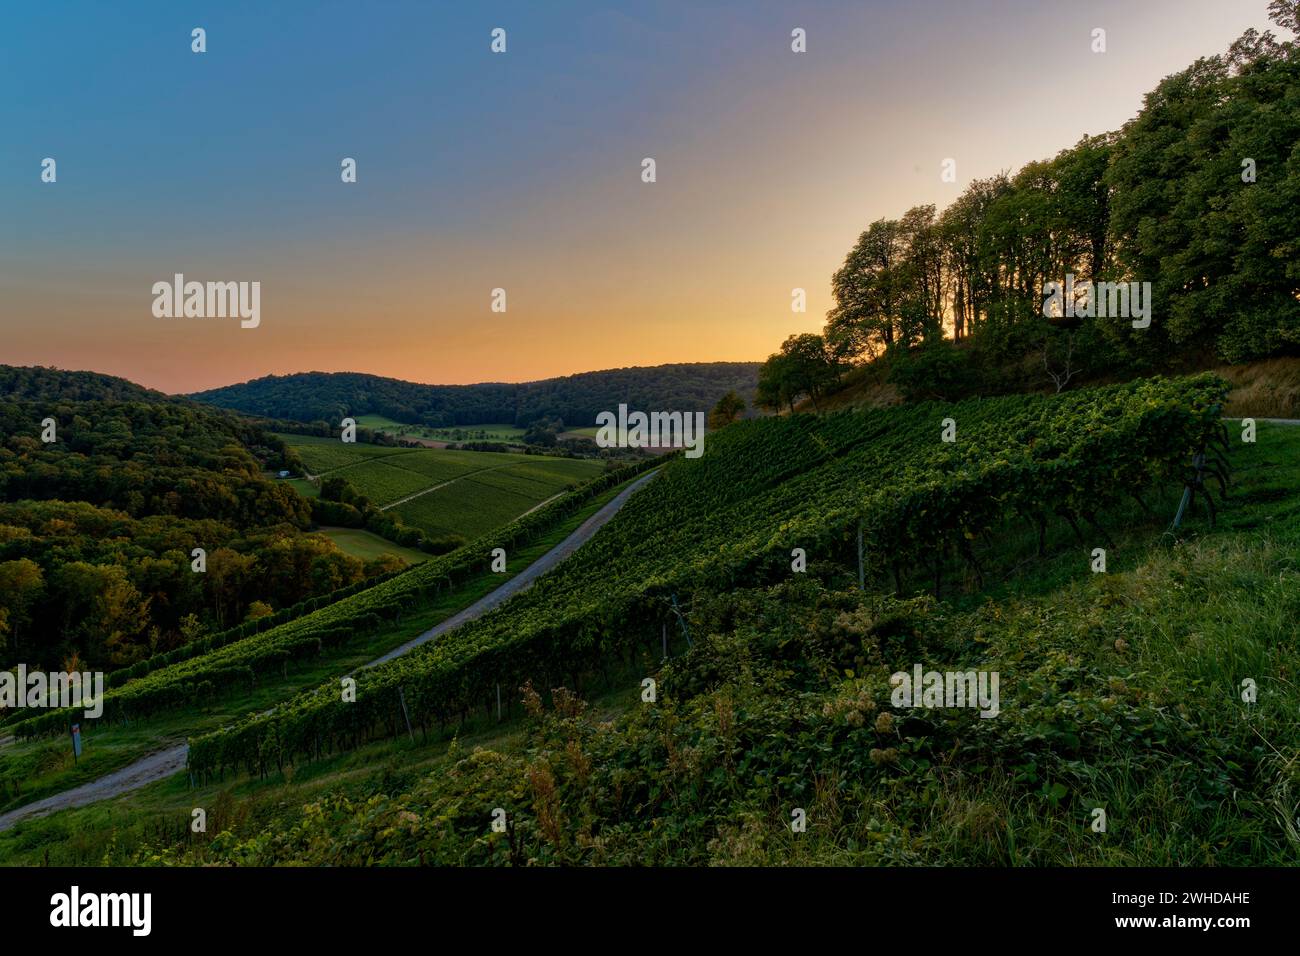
[{"xmin": 783, "ymin": 4, "xmax": 1300, "ymax": 398}]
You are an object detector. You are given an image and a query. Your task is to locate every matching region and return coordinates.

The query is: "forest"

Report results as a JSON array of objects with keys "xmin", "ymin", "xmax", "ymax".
[
  {"xmin": 192, "ymin": 363, "xmax": 760, "ymax": 428},
  {"xmin": 0, "ymin": 367, "xmax": 400, "ymax": 673}
]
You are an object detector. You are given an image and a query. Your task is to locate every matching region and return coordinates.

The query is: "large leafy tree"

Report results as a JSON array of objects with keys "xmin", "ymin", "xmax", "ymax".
[
  {"xmin": 827, "ymin": 217, "xmax": 907, "ymax": 359},
  {"xmin": 757, "ymin": 334, "xmax": 841, "ymax": 413}
]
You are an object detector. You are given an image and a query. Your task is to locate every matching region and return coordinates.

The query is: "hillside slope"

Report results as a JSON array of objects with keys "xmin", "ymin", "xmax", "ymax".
[
  {"xmin": 24, "ymin": 386, "xmax": 1294, "ymax": 868},
  {"xmin": 0, "ymin": 366, "xmax": 393, "ymax": 673},
  {"xmin": 188, "ymin": 375, "xmax": 1228, "ymax": 776},
  {"xmin": 0, "ymin": 365, "xmax": 171, "ymax": 405}
]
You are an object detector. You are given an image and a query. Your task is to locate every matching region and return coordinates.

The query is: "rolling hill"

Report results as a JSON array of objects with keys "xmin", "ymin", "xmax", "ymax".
[
  {"xmin": 189, "ymin": 363, "xmax": 761, "ymax": 428},
  {"xmin": 139, "ymin": 373, "xmax": 1298, "ymax": 866},
  {"xmin": 0, "ymin": 365, "xmax": 399, "ymax": 674}
]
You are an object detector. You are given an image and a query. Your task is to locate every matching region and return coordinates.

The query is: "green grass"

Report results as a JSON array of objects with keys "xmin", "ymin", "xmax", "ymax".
[
  {"xmin": 353, "ymin": 414, "xmax": 409, "ymax": 430},
  {"xmin": 394, "ymin": 482, "xmax": 542, "ymax": 539},
  {"xmin": 278, "ymin": 434, "xmax": 605, "ymax": 535},
  {"xmin": 286, "ymin": 477, "xmax": 319, "ymax": 498},
  {"xmin": 378, "ymin": 451, "xmax": 490, "ymax": 481},
  {"xmin": 274, "ymin": 433, "xmax": 412, "ymax": 475},
  {"xmin": 315, "ymin": 527, "xmax": 428, "ymax": 564},
  {"xmin": 278, "ymin": 432, "xmax": 607, "ymax": 579},
  {"xmin": 330, "ymin": 457, "xmax": 438, "ymax": 505},
  {"xmin": 424, "ymin": 423, "xmax": 526, "ymax": 442}
]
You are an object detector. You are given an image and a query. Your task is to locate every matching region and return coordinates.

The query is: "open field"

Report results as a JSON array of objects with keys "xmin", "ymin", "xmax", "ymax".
[
  {"xmin": 315, "ymin": 527, "xmax": 428, "ymax": 564},
  {"xmin": 355, "ymin": 415, "xmax": 527, "ymax": 443},
  {"xmin": 286, "ymin": 477, "xmax": 319, "ymax": 498},
  {"xmin": 390, "ymin": 457, "xmax": 604, "ymax": 538},
  {"xmin": 274, "ymin": 432, "xmax": 411, "ymax": 476}
]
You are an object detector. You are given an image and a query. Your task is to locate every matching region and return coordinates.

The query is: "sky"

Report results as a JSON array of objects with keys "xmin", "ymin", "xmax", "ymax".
[{"xmin": 0, "ymin": 0, "xmax": 1279, "ymax": 394}]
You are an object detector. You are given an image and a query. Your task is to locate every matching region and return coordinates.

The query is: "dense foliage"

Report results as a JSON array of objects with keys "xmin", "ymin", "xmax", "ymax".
[
  {"xmin": 149, "ymin": 528, "xmax": 1300, "ymax": 866},
  {"xmin": 0, "ymin": 367, "xmax": 391, "ymax": 671},
  {"xmin": 186, "ymin": 376, "xmax": 1227, "ymax": 778},
  {"xmin": 191, "ymin": 363, "xmax": 760, "ymax": 428},
  {"xmin": 0, "ymin": 366, "xmax": 167, "ymax": 404}
]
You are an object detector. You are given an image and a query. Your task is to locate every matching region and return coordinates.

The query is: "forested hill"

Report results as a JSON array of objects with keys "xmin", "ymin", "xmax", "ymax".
[
  {"xmin": 0, "ymin": 365, "xmax": 171, "ymax": 404},
  {"xmin": 0, "ymin": 366, "xmax": 391, "ymax": 673},
  {"xmin": 191, "ymin": 363, "xmax": 761, "ymax": 427}
]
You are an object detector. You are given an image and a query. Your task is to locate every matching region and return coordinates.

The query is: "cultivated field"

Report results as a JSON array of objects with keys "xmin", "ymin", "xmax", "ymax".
[
  {"xmin": 355, "ymin": 415, "xmax": 527, "ymax": 443},
  {"xmin": 279, "ymin": 434, "xmax": 606, "ymax": 539},
  {"xmin": 6, "ymin": 378, "xmax": 1298, "ymax": 869}
]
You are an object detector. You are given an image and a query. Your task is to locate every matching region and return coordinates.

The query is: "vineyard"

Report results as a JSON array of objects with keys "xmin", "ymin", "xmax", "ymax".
[
  {"xmin": 187, "ymin": 375, "xmax": 1229, "ymax": 777},
  {"xmin": 9, "ymin": 458, "xmax": 659, "ymax": 740},
  {"xmin": 391, "ymin": 460, "xmax": 599, "ymax": 538},
  {"xmin": 281, "ymin": 434, "xmax": 412, "ymax": 475}
]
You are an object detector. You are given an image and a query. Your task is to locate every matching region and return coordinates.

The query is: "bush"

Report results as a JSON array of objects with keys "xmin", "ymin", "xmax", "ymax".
[
  {"xmin": 420, "ymin": 534, "xmax": 468, "ymax": 556},
  {"xmin": 311, "ymin": 499, "xmax": 364, "ymax": 527},
  {"xmin": 887, "ymin": 338, "xmax": 981, "ymax": 402}
]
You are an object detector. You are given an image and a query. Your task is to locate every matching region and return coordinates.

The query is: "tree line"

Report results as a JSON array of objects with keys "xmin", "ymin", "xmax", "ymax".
[{"xmin": 758, "ymin": 2, "xmax": 1300, "ymax": 407}]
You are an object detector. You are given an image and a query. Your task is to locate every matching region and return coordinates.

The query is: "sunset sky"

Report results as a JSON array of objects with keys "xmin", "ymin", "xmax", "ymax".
[{"xmin": 0, "ymin": 0, "xmax": 1277, "ymax": 394}]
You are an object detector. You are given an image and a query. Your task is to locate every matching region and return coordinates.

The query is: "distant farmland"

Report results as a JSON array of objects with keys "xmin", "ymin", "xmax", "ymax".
[
  {"xmin": 279, "ymin": 434, "xmax": 605, "ymax": 540},
  {"xmin": 355, "ymin": 414, "xmax": 527, "ymax": 444}
]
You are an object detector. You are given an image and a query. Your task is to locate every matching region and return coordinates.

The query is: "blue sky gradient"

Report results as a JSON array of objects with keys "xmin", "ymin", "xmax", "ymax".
[{"xmin": 0, "ymin": 1, "xmax": 1277, "ymax": 391}]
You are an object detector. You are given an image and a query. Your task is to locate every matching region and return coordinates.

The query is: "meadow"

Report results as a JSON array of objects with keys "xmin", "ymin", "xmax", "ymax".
[{"xmin": 315, "ymin": 527, "xmax": 429, "ymax": 564}]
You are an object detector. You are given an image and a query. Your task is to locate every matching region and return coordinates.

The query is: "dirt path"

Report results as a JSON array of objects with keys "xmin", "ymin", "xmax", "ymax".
[
  {"xmin": 517, "ymin": 491, "xmax": 565, "ymax": 520},
  {"xmin": 0, "ymin": 468, "xmax": 659, "ymax": 834},
  {"xmin": 0, "ymin": 744, "xmax": 188, "ymax": 833}
]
